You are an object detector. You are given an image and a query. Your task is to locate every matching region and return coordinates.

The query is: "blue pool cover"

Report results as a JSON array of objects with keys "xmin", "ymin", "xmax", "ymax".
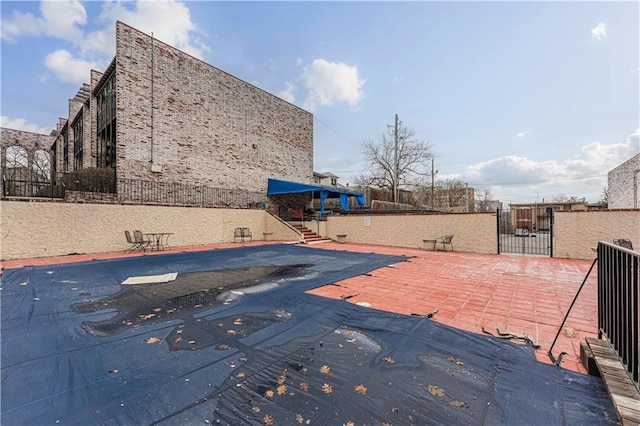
[{"xmin": 1, "ymin": 244, "xmax": 617, "ymax": 425}]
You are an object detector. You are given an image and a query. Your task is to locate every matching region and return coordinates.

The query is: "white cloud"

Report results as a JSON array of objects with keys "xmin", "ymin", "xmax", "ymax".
[
  {"xmin": 45, "ymin": 50, "xmax": 96, "ymax": 84},
  {"xmin": 1, "ymin": 116, "xmax": 53, "ymax": 134},
  {"xmin": 301, "ymin": 59, "xmax": 365, "ymax": 111},
  {"xmin": 277, "ymin": 82, "xmax": 296, "ymax": 103},
  {"xmin": 97, "ymin": 0, "xmax": 208, "ymax": 59},
  {"xmin": 392, "ymin": 77, "xmax": 403, "ymax": 85},
  {"xmin": 515, "ymin": 131, "xmax": 529, "ymax": 139},
  {"xmin": 591, "ymin": 23, "xmax": 606, "ymax": 41},
  {"xmin": 1, "ymin": 0, "xmax": 87, "ymax": 42},
  {"xmin": 463, "ymin": 129, "xmax": 639, "ymax": 203},
  {"xmin": 2, "ymin": 0, "xmax": 209, "ymax": 84}
]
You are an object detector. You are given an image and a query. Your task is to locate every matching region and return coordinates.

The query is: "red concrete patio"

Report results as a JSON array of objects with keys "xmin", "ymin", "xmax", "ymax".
[{"xmin": 0, "ymin": 241, "xmax": 598, "ymax": 374}]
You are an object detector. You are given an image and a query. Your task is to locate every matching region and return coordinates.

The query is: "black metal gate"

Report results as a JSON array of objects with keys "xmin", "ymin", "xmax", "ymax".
[{"xmin": 497, "ymin": 206, "xmax": 554, "ymax": 256}]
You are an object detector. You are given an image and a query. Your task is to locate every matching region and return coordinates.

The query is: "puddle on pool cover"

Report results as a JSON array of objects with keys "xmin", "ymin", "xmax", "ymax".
[{"xmin": 72, "ymin": 264, "xmax": 313, "ymax": 337}]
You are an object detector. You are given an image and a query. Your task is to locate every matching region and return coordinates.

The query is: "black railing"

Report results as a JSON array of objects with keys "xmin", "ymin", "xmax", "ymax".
[
  {"xmin": 597, "ymin": 241, "xmax": 639, "ymax": 389},
  {"xmin": 2, "ymin": 172, "xmax": 265, "ymax": 209}
]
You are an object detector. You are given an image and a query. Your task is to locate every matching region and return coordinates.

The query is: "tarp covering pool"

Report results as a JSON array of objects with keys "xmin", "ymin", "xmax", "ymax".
[{"xmin": 1, "ymin": 245, "xmax": 617, "ymax": 425}]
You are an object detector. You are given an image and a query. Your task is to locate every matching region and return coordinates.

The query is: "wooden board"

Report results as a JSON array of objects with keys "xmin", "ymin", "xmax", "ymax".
[{"xmin": 585, "ymin": 337, "xmax": 640, "ymax": 426}]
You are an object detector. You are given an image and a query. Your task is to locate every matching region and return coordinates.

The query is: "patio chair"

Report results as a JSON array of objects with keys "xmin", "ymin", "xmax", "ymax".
[
  {"xmin": 435, "ymin": 234, "xmax": 454, "ymax": 251},
  {"xmin": 613, "ymin": 239, "xmax": 633, "ymax": 250},
  {"xmin": 124, "ymin": 230, "xmax": 139, "ymax": 252},
  {"xmin": 133, "ymin": 230, "xmax": 151, "ymax": 251}
]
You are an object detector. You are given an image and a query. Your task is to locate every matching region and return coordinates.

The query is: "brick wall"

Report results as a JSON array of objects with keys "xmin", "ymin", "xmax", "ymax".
[
  {"xmin": 1, "ymin": 128, "xmax": 55, "ymax": 196},
  {"xmin": 114, "ymin": 21, "xmax": 313, "ymax": 192}
]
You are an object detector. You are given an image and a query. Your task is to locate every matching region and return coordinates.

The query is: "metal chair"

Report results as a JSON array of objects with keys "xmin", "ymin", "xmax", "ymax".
[
  {"xmin": 435, "ymin": 234, "xmax": 454, "ymax": 251},
  {"xmin": 133, "ymin": 230, "xmax": 151, "ymax": 251},
  {"xmin": 613, "ymin": 239, "xmax": 633, "ymax": 250},
  {"xmin": 124, "ymin": 230, "xmax": 139, "ymax": 252}
]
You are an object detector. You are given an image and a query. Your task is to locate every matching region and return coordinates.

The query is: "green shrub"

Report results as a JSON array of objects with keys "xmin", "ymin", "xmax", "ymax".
[{"xmin": 62, "ymin": 167, "xmax": 116, "ymax": 193}]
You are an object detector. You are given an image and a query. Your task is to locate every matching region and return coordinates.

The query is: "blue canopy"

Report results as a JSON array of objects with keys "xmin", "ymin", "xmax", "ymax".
[{"xmin": 267, "ymin": 178, "xmax": 365, "ymax": 216}]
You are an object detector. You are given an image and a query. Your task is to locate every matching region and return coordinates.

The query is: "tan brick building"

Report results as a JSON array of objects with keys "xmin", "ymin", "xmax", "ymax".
[{"xmin": 2, "ymin": 21, "xmax": 313, "ymax": 198}]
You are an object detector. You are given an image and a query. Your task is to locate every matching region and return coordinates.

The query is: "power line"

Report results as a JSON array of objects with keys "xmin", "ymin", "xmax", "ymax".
[{"xmin": 313, "ymin": 115, "xmax": 360, "ymax": 147}]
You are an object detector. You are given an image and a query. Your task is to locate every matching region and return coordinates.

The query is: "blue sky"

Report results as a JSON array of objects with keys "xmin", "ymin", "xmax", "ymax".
[{"xmin": 1, "ymin": 1, "xmax": 638, "ymax": 204}]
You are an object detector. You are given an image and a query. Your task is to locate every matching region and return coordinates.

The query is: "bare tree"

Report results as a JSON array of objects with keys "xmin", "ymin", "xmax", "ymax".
[
  {"xmin": 552, "ymin": 194, "xmax": 584, "ymax": 203},
  {"xmin": 358, "ymin": 123, "xmax": 433, "ymax": 196},
  {"xmin": 600, "ymin": 186, "xmax": 609, "ymax": 205},
  {"xmin": 475, "ymin": 189, "xmax": 495, "ymax": 212}
]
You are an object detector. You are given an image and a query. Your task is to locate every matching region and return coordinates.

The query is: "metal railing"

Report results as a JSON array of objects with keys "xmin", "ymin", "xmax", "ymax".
[
  {"xmin": 2, "ymin": 172, "xmax": 265, "ymax": 209},
  {"xmin": 597, "ymin": 241, "xmax": 639, "ymax": 389}
]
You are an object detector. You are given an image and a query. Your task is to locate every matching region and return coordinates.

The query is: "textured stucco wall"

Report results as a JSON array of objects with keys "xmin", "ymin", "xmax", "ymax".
[
  {"xmin": 4, "ymin": 202, "xmax": 637, "ymax": 261},
  {"xmin": 325, "ymin": 213, "xmax": 498, "ymax": 254},
  {"xmin": 0, "ymin": 201, "xmax": 298, "ymax": 260},
  {"xmin": 114, "ymin": 22, "xmax": 313, "ymax": 191},
  {"xmin": 554, "ymin": 209, "xmax": 640, "ymax": 259},
  {"xmin": 608, "ymin": 154, "xmax": 640, "ymax": 209}
]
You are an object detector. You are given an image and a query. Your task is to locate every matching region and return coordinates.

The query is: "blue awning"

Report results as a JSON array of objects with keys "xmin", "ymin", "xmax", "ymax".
[{"xmin": 267, "ymin": 178, "xmax": 365, "ymax": 216}]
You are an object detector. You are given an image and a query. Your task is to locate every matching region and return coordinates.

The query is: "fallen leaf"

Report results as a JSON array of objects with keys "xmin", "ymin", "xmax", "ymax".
[
  {"xmin": 108, "ymin": 369, "xmax": 118, "ymax": 374},
  {"xmin": 264, "ymin": 389, "xmax": 274, "ymax": 398},
  {"xmin": 217, "ymin": 344, "xmax": 230, "ymax": 350},
  {"xmin": 428, "ymin": 384, "xmax": 445, "ymax": 397},
  {"xmin": 188, "ymin": 340, "xmax": 196, "ymax": 344},
  {"xmin": 233, "ymin": 318, "xmax": 243, "ymax": 325},
  {"xmin": 174, "ymin": 337, "xmax": 183, "ymax": 344},
  {"xmin": 296, "ymin": 414, "xmax": 304, "ymax": 424},
  {"xmin": 252, "ymin": 406, "xmax": 261, "ymax": 413},
  {"xmin": 319, "ymin": 365, "xmax": 331, "ymax": 375},
  {"xmin": 263, "ymin": 414, "xmax": 274, "ymax": 425},
  {"xmin": 138, "ymin": 313, "xmax": 156, "ymax": 320},
  {"xmin": 354, "ymin": 384, "xmax": 367, "ymax": 395},
  {"xmin": 277, "ymin": 374, "xmax": 286, "ymax": 385},
  {"xmin": 145, "ymin": 337, "xmax": 163, "ymax": 344},
  {"xmin": 277, "ymin": 384, "xmax": 287, "ymax": 395},
  {"xmin": 194, "ymin": 304, "xmax": 203, "ymax": 308},
  {"xmin": 20, "ymin": 282, "xmax": 28, "ymax": 286},
  {"xmin": 449, "ymin": 400, "xmax": 466, "ymax": 407},
  {"xmin": 235, "ymin": 372, "xmax": 245, "ymax": 378},
  {"xmin": 299, "ymin": 382, "xmax": 310, "ymax": 392},
  {"xmin": 322, "ymin": 383, "xmax": 333, "ymax": 394},
  {"xmin": 383, "ymin": 356, "xmax": 395, "ymax": 364},
  {"xmin": 227, "ymin": 330, "xmax": 237, "ymax": 336},
  {"xmin": 152, "ymin": 308, "xmax": 162, "ymax": 312},
  {"xmin": 564, "ymin": 327, "xmax": 576, "ymax": 338},
  {"xmin": 344, "ymin": 422, "xmax": 355, "ymax": 426},
  {"xmin": 448, "ymin": 356, "xmax": 464, "ymax": 366}
]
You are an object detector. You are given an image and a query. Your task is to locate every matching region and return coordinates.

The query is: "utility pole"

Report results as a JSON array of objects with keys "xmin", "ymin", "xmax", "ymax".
[
  {"xmin": 394, "ymin": 114, "xmax": 399, "ymax": 203},
  {"xmin": 431, "ymin": 158, "xmax": 437, "ymax": 209}
]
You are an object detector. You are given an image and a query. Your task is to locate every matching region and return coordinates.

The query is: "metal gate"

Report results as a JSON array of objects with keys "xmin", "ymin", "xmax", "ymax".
[{"xmin": 497, "ymin": 206, "xmax": 554, "ymax": 256}]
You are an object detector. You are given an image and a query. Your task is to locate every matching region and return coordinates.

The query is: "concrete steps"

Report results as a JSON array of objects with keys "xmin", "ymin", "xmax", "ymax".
[{"xmin": 291, "ymin": 224, "xmax": 332, "ymax": 244}]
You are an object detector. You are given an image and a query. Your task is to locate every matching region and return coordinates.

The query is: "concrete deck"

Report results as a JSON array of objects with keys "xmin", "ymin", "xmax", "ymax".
[{"xmin": 0, "ymin": 241, "xmax": 598, "ymax": 374}]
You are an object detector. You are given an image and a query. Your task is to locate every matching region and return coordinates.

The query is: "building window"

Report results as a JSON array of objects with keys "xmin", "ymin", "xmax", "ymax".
[
  {"xmin": 62, "ymin": 129, "xmax": 69, "ymax": 172},
  {"xmin": 96, "ymin": 71, "xmax": 116, "ymax": 168},
  {"xmin": 331, "ymin": 178, "xmax": 337, "ymax": 186},
  {"xmin": 73, "ymin": 115, "xmax": 83, "ymax": 171}
]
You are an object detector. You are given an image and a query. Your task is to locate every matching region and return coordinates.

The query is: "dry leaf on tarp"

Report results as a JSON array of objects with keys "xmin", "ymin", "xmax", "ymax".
[
  {"xmin": 354, "ymin": 384, "xmax": 367, "ymax": 395},
  {"xmin": 428, "ymin": 384, "xmax": 445, "ymax": 397}
]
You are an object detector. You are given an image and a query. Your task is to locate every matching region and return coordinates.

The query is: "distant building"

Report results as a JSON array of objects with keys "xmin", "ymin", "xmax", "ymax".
[
  {"xmin": 2, "ymin": 21, "xmax": 313, "ymax": 199},
  {"xmin": 608, "ymin": 153, "xmax": 640, "ymax": 209},
  {"xmin": 507, "ymin": 201, "xmax": 587, "ymax": 233}
]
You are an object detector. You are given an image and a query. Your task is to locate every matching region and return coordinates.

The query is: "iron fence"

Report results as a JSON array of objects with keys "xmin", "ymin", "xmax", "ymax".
[
  {"xmin": 597, "ymin": 241, "xmax": 639, "ymax": 389},
  {"xmin": 2, "ymin": 172, "xmax": 265, "ymax": 209}
]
